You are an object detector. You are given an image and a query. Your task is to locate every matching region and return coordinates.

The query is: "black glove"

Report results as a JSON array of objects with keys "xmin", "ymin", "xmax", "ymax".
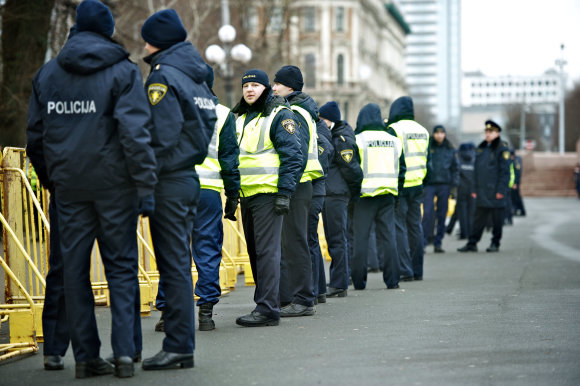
[
  {"xmin": 224, "ymin": 195, "xmax": 239, "ymax": 221},
  {"xmin": 138, "ymin": 194, "xmax": 155, "ymax": 217},
  {"xmin": 273, "ymin": 194, "xmax": 291, "ymax": 216}
]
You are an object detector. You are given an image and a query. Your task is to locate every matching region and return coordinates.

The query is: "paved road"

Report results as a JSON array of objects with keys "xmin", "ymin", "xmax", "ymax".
[{"xmin": 1, "ymin": 197, "xmax": 579, "ymax": 385}]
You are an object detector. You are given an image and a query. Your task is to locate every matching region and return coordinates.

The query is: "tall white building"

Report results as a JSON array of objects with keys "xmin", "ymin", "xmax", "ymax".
[{"xmin": 398, "ymin": 0, "xmax": 461, "ymax": 131}]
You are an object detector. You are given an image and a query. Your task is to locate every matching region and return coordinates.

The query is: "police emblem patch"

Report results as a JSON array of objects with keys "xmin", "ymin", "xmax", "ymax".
[
  {"xmin": 318, "ymin": 145, "xmax": 324, "ymax": 155},
  {"xmin": 341, "ymin": 149, "xmax": 353, "ymax": 163},
  {"xmin": 282, "ymin": 119, "xmax": 295, "ymax": 134},
  {"xmin": 148, "ymin": 83, "xmax": 167, "ymax": 105},
  {"xmin": 503, "ymin": 151, "xmax": 510, "ymax": 160}
]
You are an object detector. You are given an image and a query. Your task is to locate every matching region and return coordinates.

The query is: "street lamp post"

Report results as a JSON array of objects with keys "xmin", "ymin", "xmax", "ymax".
[
  {"xmin": 555, "ymin": 44, "xmax": 567, "ymax": 154},
  {"xmin": 204, "ymin": 1, "xmax": 252, "ymax": 108}
]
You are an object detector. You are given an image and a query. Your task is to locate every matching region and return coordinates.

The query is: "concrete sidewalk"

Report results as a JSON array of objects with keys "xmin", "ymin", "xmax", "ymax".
[{"xmin": 1, "ymin": 197, "xmax": 579, "ymax": 385}]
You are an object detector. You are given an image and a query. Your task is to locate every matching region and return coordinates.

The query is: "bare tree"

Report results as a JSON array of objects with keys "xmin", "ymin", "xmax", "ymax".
[{"xmin": 0, "ymin": 0, "xmax": 55, "ymax": 147}]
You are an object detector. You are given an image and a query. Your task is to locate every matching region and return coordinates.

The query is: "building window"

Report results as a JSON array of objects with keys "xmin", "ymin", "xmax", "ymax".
[
  {"xmin": 243, "ymin": 6, "xmax": 259, "ymax": 33},
  {"xmin": 303, "ymin": 7, "xmax": 316, "ymax": 32},
  {"xmin": 343, "ymin": 101, "xmax": 349, "ymax": 121},
  {"xmin": 269, "ymin": 6, "xmax": 284, "ymax": 32},
  {"xmin": 337, "ymin": 54, "xmax": 345, "ymax": 85},
  {"xmin": 305, "ymin": 54, "xmax": 316, "ymax": 88},
  {"xmin": 335, "ymin": 7, "xmax": 345, "ymax": 32}
]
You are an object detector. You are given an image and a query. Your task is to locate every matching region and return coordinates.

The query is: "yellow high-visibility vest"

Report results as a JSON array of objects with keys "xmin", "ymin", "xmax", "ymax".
[
  {"xmin": 291, "ymin": 105, "xmax": 323, "ymax": 183},
  {"xmin": 356, "ymin": 130, "xmax": 402, "ymax": 197},
  {"xmin": 236, "ymin": 105, "xmax": 289, "ymax": 197},
  {"xmin": 196, "ymin": 103, "xmax": 231, "ymax": 192},
  {"xmin": 389, "ymin": 120, "xmax": 429, "ymax": 188}
]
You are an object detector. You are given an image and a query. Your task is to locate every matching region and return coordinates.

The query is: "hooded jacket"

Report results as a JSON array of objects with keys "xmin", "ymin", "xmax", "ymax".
[
  {"xmin": 312, "ymin": 119, "xmax": 333, "ymax": 197},
  {"xmin": 144, "ymin": 41, "xmax": 216, "ymax": 176},
  {"xmin": 286, "ymin": 91, "xmax": 319, "ymax": 176},
  {"xmin": 232, "ymin": 88, "xmax": 302, "ymax": 197},
  {"xmin": 325, "ymin": 120, "xmax": 363, "ymax": 197},
  {"xmin": 356, "ymin": 104, "xmax": 406, "ymax": 194},
  {"xmin": 27, "ymin": 31, "xmax": 157, "ymax": 199},
  {"xmin": 386, "ymin": 96, "xmax": 429, "ymax": 193},
  {"xmin": 473, "ymin": 136, "xmax": 511, "ymax": 208},
  {"xmin": 457, "ymin": 142, "xmax": 476, "ymax": 195}
]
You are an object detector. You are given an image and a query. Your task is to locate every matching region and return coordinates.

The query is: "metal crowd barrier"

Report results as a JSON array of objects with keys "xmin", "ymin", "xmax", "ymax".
[{"xmin": 0, "ymin": 147, "xmax": 254, "ymax": 363}]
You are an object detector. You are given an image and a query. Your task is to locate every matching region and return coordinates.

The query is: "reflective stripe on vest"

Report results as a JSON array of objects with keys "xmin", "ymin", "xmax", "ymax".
[
  {"xmin": 356, "ymin": 130, "xmax": 402, "ymax": 197},
  {"xmin": 390, "ymin": 120, "xmax": 429, "ymax": 188},
  {"xmin": 236, "ymin": 105, "xmax": 288, "ymax": 197},
  {"xmin": 291, "ymin": 105, "xmax": 323, "ymax": 183},
  {"xmin": 196, "ymin": 103, "xmax": 230, "ymax": 191}
]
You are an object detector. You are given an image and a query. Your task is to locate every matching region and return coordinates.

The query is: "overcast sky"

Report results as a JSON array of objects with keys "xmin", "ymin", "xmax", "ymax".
[{"xmin": 461, "ymin": 0, "xmax": 580, "ymax": 86}]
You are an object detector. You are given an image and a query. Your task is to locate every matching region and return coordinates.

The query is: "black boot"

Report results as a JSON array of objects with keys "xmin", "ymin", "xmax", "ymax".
[
  {"xmin": 198, "ymin": 303, "xmax": 215, "ymax": 331},
  {"xmin": 155, "ymin": 311, "xmax": 165, "ymax": 332}
]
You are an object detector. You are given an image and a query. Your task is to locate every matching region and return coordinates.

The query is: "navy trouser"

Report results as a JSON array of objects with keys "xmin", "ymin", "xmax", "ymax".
[
  {"xmin": 192, "ymin": 189, "xmax": 223, "ymax": 305},
  {"xmin": 322, "ymin": 195, "xmax": 350, "ymax": 289},
  {"xmin": 42, "ymin": 196, "xmax": 70, "ymax": 356},
  {"xmin": 366, "ymin": 224, "xmax": 380, "ymax": 270},
  {"xmin": 396, "ymin": 188, "xmax": 425, "ymax": 278},
  {"xmin": 308, "ymin": 194, "xmax": 326, "ymax": 297},
  {"xmin": 456, "ymin": 189, "xmax": 475, "ymax": 238},
  {"xmin": 155, "ymin": 189, "xmax": 223, "ymax": 309},
  {"xmin": 280, "ymin": 181, "xmax": 314, "ymax": 307},
  {"xmin": 351, "ymin": 195, "xmax": 399, "ymax": 289},
  {"xmin": 422, "ymin": 184, "xmax": 450, "ymax": 247},
  {"xmin": 150, "ymin": 175, "xmax": 198, "ymax": 354},
  {"xmin": 56, "ymin": 188, "xmax": 141, "ymax": 361},
  {"xmin": 468, "ymin": 206, "xmax": 504, "ymax": 247},
  {"xmin": 240, "ymin": 193, "xmax": 284, "ymax": 319}
]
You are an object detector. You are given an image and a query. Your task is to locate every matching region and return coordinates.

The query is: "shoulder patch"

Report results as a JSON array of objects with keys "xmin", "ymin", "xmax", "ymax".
[
  {"xmin": 341, "ymin": 149, "xmax": 353, "ymax": 163},
  {"xmin": 282, "ymin": 119, "xmax": 295, "ymax": 134},
  {"xmin": 148, "ymin": 83, "xmax": 167, "ymax": 105},
  {"xmin": 318, "ymin": 145, "xmax": 324, "ymax": 155},
  {"xmin": 502, "ymin": 151, "xmax": 510, "ymax": 160}
]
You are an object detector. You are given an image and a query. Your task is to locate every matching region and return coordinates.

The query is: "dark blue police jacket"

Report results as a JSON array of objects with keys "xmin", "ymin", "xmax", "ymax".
[
  {"xmin": 425, "ymin": 137, "xmax": 459, "ymax": 186},
  {"xmin": 232, "ymin": 88, "xmax": 302, "ymax": 198},
  {"xmin": 215, "ymin": 101, "xmax": 241, "ymax": 197},
  {"xmin": 27, "ymin": 31, "xmax": 157, "ymax": 200},
  {"xmin": 473, "ymin": 136, "xmax": 511, "ymax": 208},
  {"xmin": 312, "ymin": 119, "xmax": 333, "ymax": 197},
  {"xmin": 286, "ymin": 91, "xmax": 319, "ymax": 177},
  {"xmin": 325, "ymin": 121, "xmax": 363, "ymax": 198},
  {"xmin": 144, "ymin": 41, "xmax": 216, "ymax": 177},
  {"xmin": 458, "ymin": 143, "xmax": 476, "ymax": 195}
]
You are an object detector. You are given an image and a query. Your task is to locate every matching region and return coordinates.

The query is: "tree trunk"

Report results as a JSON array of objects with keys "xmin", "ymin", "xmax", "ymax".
[{"xmin": 0, "ymin": 0, "xmax": 55, "ymax": 148}]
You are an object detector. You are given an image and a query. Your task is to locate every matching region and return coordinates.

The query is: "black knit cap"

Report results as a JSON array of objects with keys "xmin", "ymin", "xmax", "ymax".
[
  {"xmin": 241, "ymin": 69, "xmax": 269, "ymax": 88},
  {"xmin": 76, "ymin": 0, "xmax": 115, "ymax": 37},
  {"xmin": 319, "ymin": 101, "xmax": 341, "ymax": 123},
  {"xmin": 141, "ymin": 9, "xmax": 187, "ymax": 50},
  {"xmin": 485, "ymin": 120, "xmax": 502, "ymax": 132},
  {"xmin": 273, "ymin": 65, "xmax": 304, "ymax": 91},
  {"xmin": 433, "ymin": 125, "xmax": 446, "ymax": 134}
]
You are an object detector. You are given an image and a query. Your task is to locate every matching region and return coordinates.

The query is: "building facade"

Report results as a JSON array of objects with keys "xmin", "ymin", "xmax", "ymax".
[
  {"xmin": 239, "ymin": 0, "xmax": 409, "ymax": 125},
  {"xmin": 398, "ymin": 0, "xmax": 461, "ymax": 131}
]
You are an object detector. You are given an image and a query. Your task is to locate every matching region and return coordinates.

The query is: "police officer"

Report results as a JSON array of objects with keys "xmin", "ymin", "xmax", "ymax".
[
  {"xmin": 232, "ymin": 69, "xmax": 302, "ymax": 327},
  {"xmin": 422, "ymin": 125, "xmax": 458, "ymax": 253},
  {"xmin": 272, "ymin": 65, "xmax": 324, "ymax": 317},
  {"xmin": 456, "ymin": 142, "xmax": 476, "ymax": 240},
  {"xmin": 26, "ymin": 0, "xmax": 157, "ymax": 378},
  {"xmin": 192, "ymin": 66, "xmax": 240, "ymax": 330},
  {"xmin": 309, "ymin": 118, "xmax": 333, "ymax": 304},
  {"xmin": 458, "ymin": 120, "xmax": 511, "ymax": 253},
  {"xmin": 510, "ymin": 151, "xmax": 526, "ymax": 216},
  {"xmin": 153, "ymin": 65, "xmax": 240, "ymax": 332},
  {"xmin": 387, "ymin": 96, "xmax": 429, "ymax": 281},
  {"xmin": 351, "ymin": 103, "xmax": 405, "ymax": 290},
  {"xmin": 318, "ymin": 101, "xmax": 363, "ymax": 297},
  {"xmin": 141, "ymin": 9, "xmax": 216, "ymax": 370}
]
